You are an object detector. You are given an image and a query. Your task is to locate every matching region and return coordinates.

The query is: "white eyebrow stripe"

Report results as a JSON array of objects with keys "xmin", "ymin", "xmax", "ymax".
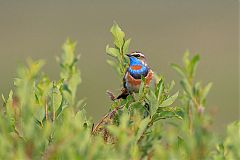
[{"xmin": 131, "ymin": 52, "xmax": 145, "ymax": 57}]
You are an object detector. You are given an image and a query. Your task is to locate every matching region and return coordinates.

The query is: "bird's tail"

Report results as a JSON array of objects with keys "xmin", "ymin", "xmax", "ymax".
[{"xmin": 116, "ymin": 88, "xmax": 129, "ymax": 99}]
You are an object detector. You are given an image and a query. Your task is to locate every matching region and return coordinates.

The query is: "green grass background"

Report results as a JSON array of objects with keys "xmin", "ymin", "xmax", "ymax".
[{"xmin": 0, "ymin": 0, "xmax": 238, "ymax": 133}]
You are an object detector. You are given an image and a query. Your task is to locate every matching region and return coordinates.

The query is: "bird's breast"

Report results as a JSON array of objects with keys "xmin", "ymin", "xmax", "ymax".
[
  {"xmin": 128, "ymin": 65, "xmax": 149, "ymax": 79},
  {"xmin": 124, "ymin": 69, "xmax": 154, "ymax": 92}
]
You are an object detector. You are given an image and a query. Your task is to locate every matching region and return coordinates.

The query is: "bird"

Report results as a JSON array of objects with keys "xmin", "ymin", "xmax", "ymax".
[{"xmin": 115, "ymin": 51, "xmax": 154, "ymax": 99}]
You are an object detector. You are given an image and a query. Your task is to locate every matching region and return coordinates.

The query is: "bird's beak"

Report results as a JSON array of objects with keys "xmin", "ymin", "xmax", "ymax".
[{"xmin": 126, "ymin": 54, "xmax": 132, "ymax": 57}]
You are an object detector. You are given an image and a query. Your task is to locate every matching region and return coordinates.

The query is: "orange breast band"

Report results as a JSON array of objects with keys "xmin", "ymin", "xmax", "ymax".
[{"xmin": 130, "ymin": 65, "xmax": 142, "ymax": 70}]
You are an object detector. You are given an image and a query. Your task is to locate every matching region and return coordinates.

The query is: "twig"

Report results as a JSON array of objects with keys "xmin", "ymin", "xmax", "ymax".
[
  {"xmin": 45, "ymin": 101, "xmax": 48, "ymax": 122},
  {"xmin": 92, "ymin": 105, "xmax": 124, "ymax": 134},
  {"xmin": 187, "ymin": 103, "xmax": 193, "ymax": 135},
  {"xmin": 52, "ymin": 82, "xmax": 56, "ymax": 121},
  {"xmin": 106, "ymin": 90, "xmax": 116, "ymax": 101}
]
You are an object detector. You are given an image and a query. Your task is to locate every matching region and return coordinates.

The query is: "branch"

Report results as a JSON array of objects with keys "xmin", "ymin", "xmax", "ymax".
[{"xmin": 92, "ymin": 105, "xmax": 124, "ymax": 135}]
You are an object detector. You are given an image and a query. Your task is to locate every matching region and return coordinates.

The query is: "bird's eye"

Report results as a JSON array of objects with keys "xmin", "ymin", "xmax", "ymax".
[{"xmin": 133, "ymin": 54, "xmax": 140, "ymax": 58}]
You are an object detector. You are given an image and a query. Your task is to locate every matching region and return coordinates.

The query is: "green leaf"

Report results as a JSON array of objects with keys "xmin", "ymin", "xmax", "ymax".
[
  {"xmin": 62, "ymin": 39, "xmax": 76, "ymax": 65},
  {"xmin": 106, "ymin": 45, "xmax": 119, "ymax": 58},
  {"xmin": 159, "ymin": 91, "xmax": 179, "ymax": 107},
  {"xmin": 123, "ymin": 38, "xmax": 131, "ymax": 54},
  {"xmin": 180, "ymin": 79, "xmax": 192, "ymax": 97},
  {"xmin": 175, "ymin": 108, "xmax": 184, "ymax": 119},
  {"xmin": 156, "ymin": 78, "xmax": 164, "ymax": 103},
  {"xmin": 2, "ymin": 94, "xmax": 6, "ymax": 104},
  {"xmin": 51, "ymin": 82, "xmax": 62, "ymax": 120},
  {"xmin": 6, "ymin": 90, "xmax": 13, "ymax": 107},
  {"xmin": 130, "ymin": 101, "xmax": 143, "ymax": 109},
  {"xmin": 168, "ymin": 80, "xmax": 175, "ymax": 91},
  {"xmin": 135, "ymin": 118, "xmax": 150, "ymax": 142},
  {"xmin": 183, "ymin": 50, "xmax": 190, "ymax": 69},
  {"xmin": 154, "ymin": 73, "xmax": 162, "ymax": 83},
  {"xmin": 171, "ymin": 64, "xmax": 185, "ymax": 78},
  {"xmin": 193, "ymin": 82, "xmax": 201, "ymax": 97},
  {"xmin": 68, "ymin": 70, "xmax": 81, "ymax": 99},
  {"xmin": 75, "ymin": 108, "xmax": 89, "ymax": 126},
  {"xmin": 190, "ymin": 54, "xmax": 200, "ymax": 78},
  {"xmin": 75, "ymin": 98, "xmax": 87, "ymax": 114},
  {"xmin": 147, "ymin": 89, "xmax": 158, "ymax": 116},
  {"xmin": 153, "ymin": 107, "xmax": 183, "ymax": 122},
  {"xmin": 138, "ymin": 76, "xmax": 146, "ymax": 100},
  {"xmin": 152, "ymin": 111, "xmax": 176, "ymax": 122},
  {"xmin": 177, "ymin": 136, "xmax": 184, "ymax": 148},
  {"xmin": 108, "ymin": 125, "xmax": 120, "ymax": 137},
  {"xmin": 201, "ymin": 82, "xmax": 212, "ymax": 104},
  {"xmin": 110, "ymin": 23, "xmax": 125, "ymax": 49}
]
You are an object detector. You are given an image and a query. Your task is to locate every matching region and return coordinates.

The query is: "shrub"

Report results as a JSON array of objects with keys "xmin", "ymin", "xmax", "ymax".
[{"xmin": 0, "ymin": 23, "xmax": 239, "ymax": 159}]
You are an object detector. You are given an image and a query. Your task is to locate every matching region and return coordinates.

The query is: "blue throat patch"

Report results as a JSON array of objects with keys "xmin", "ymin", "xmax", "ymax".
[{"xmin": 128, "ymin": 57, "xmax": 149, "ymax": 79}]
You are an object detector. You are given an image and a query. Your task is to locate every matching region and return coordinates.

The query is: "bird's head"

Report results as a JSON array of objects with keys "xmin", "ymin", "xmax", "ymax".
[{"xmin": 126, "ymin": 51, "xmax": 147, "ymax": 66}]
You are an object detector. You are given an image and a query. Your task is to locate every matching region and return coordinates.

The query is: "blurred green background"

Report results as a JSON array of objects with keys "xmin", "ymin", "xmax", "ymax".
[{"xmin": 0, "ymin": 0, "xmax": 238, "ymax": 132}]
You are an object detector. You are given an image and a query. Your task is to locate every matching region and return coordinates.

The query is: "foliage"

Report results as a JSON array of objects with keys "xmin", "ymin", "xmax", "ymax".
[{"xmin": 0, "ymin": 23, "xmax": 239, "ymax": 159}]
